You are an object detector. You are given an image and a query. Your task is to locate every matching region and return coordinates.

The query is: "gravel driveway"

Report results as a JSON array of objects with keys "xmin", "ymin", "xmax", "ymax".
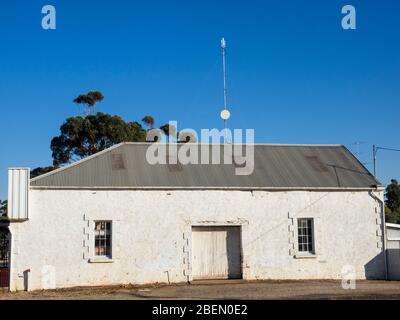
[{"xmin": 1, "ymin": 280, "xmax": 400, "ymax": 300}]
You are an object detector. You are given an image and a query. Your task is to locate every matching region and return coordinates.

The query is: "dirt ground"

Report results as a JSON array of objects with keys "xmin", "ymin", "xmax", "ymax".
[{"xmin": 1, "ymin": 280, "xmax": 400, "ymax": 300}]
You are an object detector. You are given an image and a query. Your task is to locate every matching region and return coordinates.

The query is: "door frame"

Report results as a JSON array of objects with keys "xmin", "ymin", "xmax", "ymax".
[{"xmin": 189, "ymin": 222, "xmax": 245, "ymax": 281}]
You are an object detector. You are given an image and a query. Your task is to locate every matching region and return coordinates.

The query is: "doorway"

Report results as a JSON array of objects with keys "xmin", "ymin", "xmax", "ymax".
[
  {"xmin": 191, "ymin": 226, "xmax": 242, "ymax": 280},
  {"xmin": 0, "ymin": 226, "xmax": 10, "ymax": 288}
]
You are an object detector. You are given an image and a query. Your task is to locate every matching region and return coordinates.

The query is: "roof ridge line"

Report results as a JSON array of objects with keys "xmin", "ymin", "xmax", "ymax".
[
  {"xmin": 30, "ymin": 142, "xmax": 126, "ymax": 183},
  {"xmin": 122, "ymin": 142, "xmax": 345, "ymax": 147}
]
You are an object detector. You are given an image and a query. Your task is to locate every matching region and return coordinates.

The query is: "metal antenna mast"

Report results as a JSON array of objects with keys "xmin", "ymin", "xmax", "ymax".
[
  {"xmin": 222, "ymin": 38, "xmax": 228, "ymax": 113},
  {"xmin": 373, "ymin": 145, "xmax": 400, "ymax": 179},
  {"xmin": 352, "ymin": 141, "xmax": 367, "ymax": 162},
  {"xmin": 220, "ymin": 37, "xmax": 231, "ymax": 143}
]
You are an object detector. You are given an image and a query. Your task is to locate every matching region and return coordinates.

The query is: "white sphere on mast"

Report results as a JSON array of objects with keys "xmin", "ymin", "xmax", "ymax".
[{"xmin": 221, "ymin": 109, "xmax": 231, "ymax": 120}]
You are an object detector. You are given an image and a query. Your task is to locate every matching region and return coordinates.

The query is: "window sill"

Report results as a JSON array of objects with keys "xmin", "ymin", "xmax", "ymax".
[
  {"xmin": 88, "ymin": 258, "xmax": 114, "ymax": 264},
  {"xmin": 294, "ymin": 254, "xmax": 317, "ymax": 259}
]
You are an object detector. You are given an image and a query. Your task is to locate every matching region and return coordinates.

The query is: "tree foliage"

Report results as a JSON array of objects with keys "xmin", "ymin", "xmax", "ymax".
[
  {"xmin": 0, "ymin": 200, "xmax": 7, "ymax": 218},
  {"xmin": 73, "ymin": 91, "xmax": 104, "ymax": 107},
  {"xmin": 386, "ymin": 207, "xmax": 400, "ymax": 224},
  {"xmin": 50, "ymin": 112, "xmax": 147, "ymax": 166},
  {"xmin": 42, "ymin": 90, "xmax": 193, "ymax": 167},
  {"xmin": 386, "ymin": 179, "xmax": 400, "ymax": 212},
  {"xmin": 74, "ymin": 91, "xmax": 104, "ymax": 115},
  {"xmin": 142, "ymin": 115, "xmax": 155, "ymax": 129},
  {"xmin": 31, "ymin": 166, "xmax": 59, "ymax": 179},
  {"xmin": 385, "ymin": 179, "xmax": 400, "ymax": 224},
  {"xmin": 160, "ymin": 123, "xmax": 177, "ymax": 139}
]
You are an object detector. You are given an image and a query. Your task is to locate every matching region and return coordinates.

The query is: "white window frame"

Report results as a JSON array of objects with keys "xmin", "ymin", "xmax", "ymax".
[
  {"xmin": 296, "ymin": 218, "xmax": 316, "ymax": 257},
  {"xmin": 93, "ymin": 220, "xmax": 113, "ymax": 260}
]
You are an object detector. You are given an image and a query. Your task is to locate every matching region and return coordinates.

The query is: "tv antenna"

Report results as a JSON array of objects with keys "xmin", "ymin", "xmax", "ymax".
[
  {"xmin": 352, "ymin": 141, "xmax": 366, "ymax": 159},
  {"xmin": 220, "ymin": 37, "xmax": 231, "ymax": 143},
  {"xmin": 373, "ymin": 145, "xmax": 400, "ymax": 179}
]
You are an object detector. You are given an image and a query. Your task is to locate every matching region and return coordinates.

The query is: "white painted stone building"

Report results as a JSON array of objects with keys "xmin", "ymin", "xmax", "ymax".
[{"xmin": 4, "ymin": 143, "xmax": 387, "ymax": 291}]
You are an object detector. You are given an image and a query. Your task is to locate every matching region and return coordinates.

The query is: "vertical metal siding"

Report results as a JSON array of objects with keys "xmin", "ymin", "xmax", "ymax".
[{"xmin": 8, "ymin": 168, "xmax": 29, "ymax": 220}]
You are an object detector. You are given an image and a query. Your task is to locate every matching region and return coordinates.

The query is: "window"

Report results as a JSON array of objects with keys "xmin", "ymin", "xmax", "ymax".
[
  {"xmin": 94, "ymin": 221, "xmax": 112, "ymax": 258},
  {"xmin": 297, "ymin": 218, "xmax": 314, "ymax": 254}
]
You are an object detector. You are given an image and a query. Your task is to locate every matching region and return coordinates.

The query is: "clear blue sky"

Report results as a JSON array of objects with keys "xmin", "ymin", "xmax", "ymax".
[{"xmin": 1, "ymin": 0, "xmax": 399, "ymax": 199}]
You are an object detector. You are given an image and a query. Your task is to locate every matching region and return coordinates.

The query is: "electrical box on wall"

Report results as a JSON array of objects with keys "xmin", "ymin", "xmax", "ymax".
[{"xmin": 8, "ymin": 168, "xmax": 30, "ymax": 221}]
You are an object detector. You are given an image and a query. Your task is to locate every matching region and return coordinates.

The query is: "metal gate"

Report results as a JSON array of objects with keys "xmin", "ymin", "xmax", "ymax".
[{"xmin": 0, "ymin": 230, "xmax": 10, "ymax": 288}]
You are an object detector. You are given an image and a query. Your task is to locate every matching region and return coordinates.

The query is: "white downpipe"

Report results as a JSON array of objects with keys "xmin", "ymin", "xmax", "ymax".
[{"xmin": 369, "ymin": 189, "xmax": 388, "ymax": 280}]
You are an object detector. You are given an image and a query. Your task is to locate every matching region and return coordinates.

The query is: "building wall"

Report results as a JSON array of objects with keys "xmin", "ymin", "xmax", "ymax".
[
  {"xmin": 9, "ymin": 189, "xmax": 385, "ymax": 291},
  {"xmin": 386, "ymin": 224, "xmax": 400, "ymax": 280}
]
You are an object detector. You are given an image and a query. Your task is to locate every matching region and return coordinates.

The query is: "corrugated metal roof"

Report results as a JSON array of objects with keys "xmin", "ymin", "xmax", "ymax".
[{"xmin": 30, "ymin": 143, "xmax": 380, "ymax": 189}]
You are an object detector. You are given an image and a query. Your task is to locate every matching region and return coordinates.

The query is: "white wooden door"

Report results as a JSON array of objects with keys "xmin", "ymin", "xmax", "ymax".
[{"xmin": 192, "ymin": 227, "xmax": 241, "ymax": 280}]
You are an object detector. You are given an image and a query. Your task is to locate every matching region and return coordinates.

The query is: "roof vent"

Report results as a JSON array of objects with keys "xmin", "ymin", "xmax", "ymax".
[
  {"xmin": 305, "ymin": 156, "xmax": 328, "ymax": 172},
  {"xmin": 111, "ymin": 154, "xmax": 126, "ymax": 170}
]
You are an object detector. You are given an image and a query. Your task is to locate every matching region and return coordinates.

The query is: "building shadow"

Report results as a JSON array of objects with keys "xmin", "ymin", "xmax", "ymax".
[
  {"xmin": 365, "ymin": 249, "xmax": 400, "ymax": 280},
  {"xmin": 226, "ymin": 227, "xmax": 242, "ymax": 280}
]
